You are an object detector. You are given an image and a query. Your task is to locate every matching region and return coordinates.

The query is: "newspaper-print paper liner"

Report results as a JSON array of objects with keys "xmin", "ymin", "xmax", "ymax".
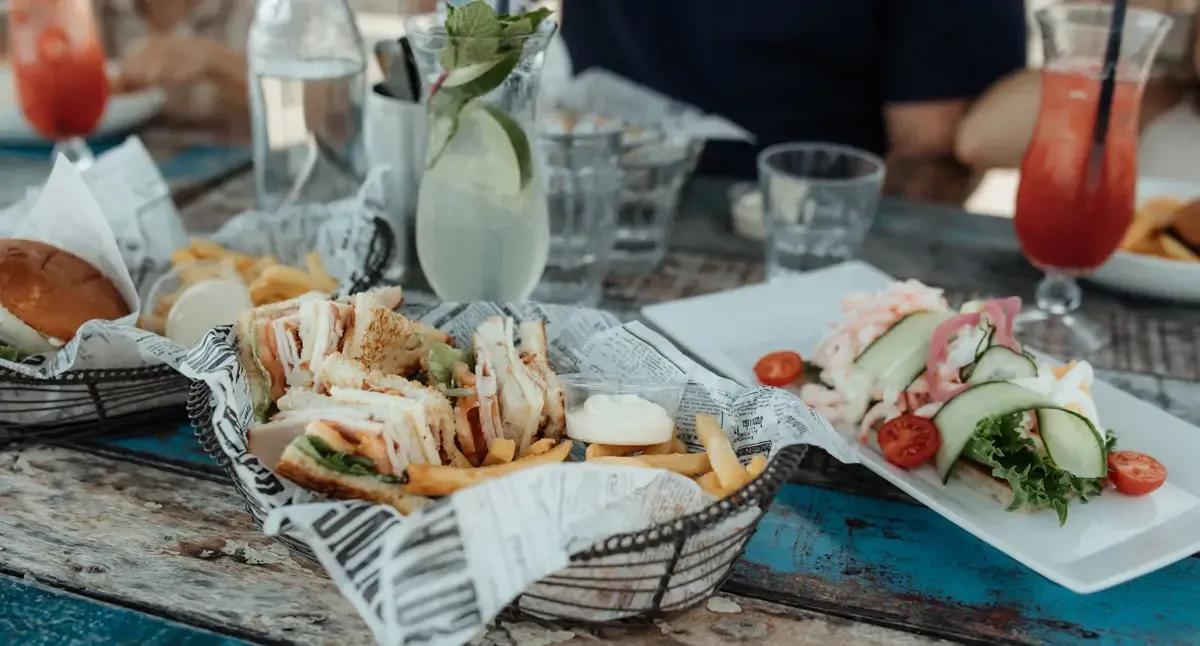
[
  {"xmin": 0, "ymin": 158, "xmax": 393, "ymax": 431},
  {"xmin": 182, "ymin": 301, "xmax": 854, "ymax": 645}
]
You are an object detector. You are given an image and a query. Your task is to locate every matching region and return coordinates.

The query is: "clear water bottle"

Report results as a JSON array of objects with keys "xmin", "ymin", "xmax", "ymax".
[{"xmin": 249, "ymin": 0, "xmax": 367, "ymax": 211}]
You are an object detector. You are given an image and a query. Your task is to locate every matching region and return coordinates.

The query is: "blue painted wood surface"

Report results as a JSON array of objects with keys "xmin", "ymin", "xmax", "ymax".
[
  {"xmin": 735, "ymin": 482, "xmax": 1200, "ymax": 644},
  {"xmin": 101, "ymin": 423, "xmax": 217, "ymax": 468},
  {"xmin": 0, "ymin": 573, "xmax": 246, "ymax": 646},
  {"xmin": 96, "ymin": 425, "xmax": 1200, "ymax": 643}
]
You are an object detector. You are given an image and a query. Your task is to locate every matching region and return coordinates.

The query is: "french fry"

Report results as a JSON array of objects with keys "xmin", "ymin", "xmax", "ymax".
[
  {"xmin": 641, "ymin": 429, "xmax": 681, "ymax": 455},
  {"xmin": 1159, "ymin": 233, "xmax": 1200, "ymax": 262},
  {"xmin": 482, "ymin": 437, "xmax": 516, "ymax": 466},
  {"xmin": 695, "ymin": 471, "xmax": 736, "ymax": 498},
  {"xmin": 405, "ymin": 440, "xmax": 573, "ymax": 496},
  {"xmin": 746, "ymin": 455, "xmax": 767, "ymax": 479},
  {"xmin": 261, "ymin": 264, "xmax": 330, "ymax": 292},
  {"xmin": 588, "ymin": 456, "xmax": 650, "ymax": 468},
  {"xmin": 695, "ymin": 414, "xmax": 750, "ymax": 490},
  {"xmin": 585, "ymin": 443, "xmax": 640, "ymax": 460},
  {"xmin": 641, "ymin": 438, "xmax": 688, "ymax": 455},
  {"xmin": 245, "ymin": 256, "xmax": 279, "ymax": 281},
  {"xmin": 188, "ymin": 238, "xmax": 229, "ymax": 260},
  {"xmin": 170, "ymin": 248, "xmax": 198, "ymax": 267},
  {"xmin": 524, "ymin": 437, "xmax": 557, "ymax": 457},
  {"xmin": 590, "ymin": 452, "xmax": 711, "ymax": 476},
  {"xmin": 1121, "ymin": 197, "xmax": 1184, "ymax": 250}
]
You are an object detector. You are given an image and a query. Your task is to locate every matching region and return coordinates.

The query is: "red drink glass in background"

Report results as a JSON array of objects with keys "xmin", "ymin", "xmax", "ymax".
[
  {"xmin": 1016, "ymin": 69, "xmax": 1141, "ymax": 271},
  {"xmin": 7, "ymin": 0, "xmax": 109, "ymax": 167},
  {"xmin": 1012, "ymin": 5, "xmax": 1170, "ymax": 355}
]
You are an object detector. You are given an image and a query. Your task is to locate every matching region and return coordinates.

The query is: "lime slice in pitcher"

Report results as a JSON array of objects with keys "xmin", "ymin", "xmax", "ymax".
[{"xmin": 444, "ymin": 100, "xmax": 532, "ymax": 195}]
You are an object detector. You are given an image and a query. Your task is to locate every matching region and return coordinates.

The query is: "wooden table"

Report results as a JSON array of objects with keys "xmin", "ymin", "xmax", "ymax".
[{"xmin": 2, "ymin": 173, "xmax": 1199, "ymax": 645}]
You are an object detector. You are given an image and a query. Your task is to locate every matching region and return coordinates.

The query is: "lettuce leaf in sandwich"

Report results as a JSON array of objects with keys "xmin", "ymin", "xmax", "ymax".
[{"xmin": 961, "ymin": 411, "xmax": 1110, "ymax": 525}]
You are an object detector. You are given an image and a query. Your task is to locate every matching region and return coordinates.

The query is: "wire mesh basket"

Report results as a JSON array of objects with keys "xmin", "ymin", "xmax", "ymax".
[
  {"xmin": 189, "ymin": 373, "xmax": 808, "ymax": 623},
  {"xmin": 0, "ymin": 364, "xmax": 191, "ymax": 446},
  {"xmin": 0, "ymin": 216, "xmax": 395, "ymax": 448}
]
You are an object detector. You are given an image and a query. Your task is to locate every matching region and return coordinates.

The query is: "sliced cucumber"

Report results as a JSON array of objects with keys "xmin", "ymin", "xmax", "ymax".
[
  {"xmin": 959, "ymin": 325, "xmax": 996, "ymax": 381},
  {"xmin": 934, "ymin": 381, "xmax": 1050, "ymax": 481},
  {"xmin": 964, "ymin": 346, "xmax": 1038, "ymax": 384},
  {"xmin": 1037, "ymin": 408, "xmax": 1106, "ymax": 479},
  {"xmin": 854, "ymin": 310, "xmax": 954, "ymax": 394}
]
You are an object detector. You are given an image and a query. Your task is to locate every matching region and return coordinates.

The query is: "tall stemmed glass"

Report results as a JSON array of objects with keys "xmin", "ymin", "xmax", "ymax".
[
  {"xmin": 1014, "ymin": 5, "xmax": 1170, "ymax": 354},
  {"xmin": 7, "ymin": 0, "xmax": 110, "ymax": 168}
]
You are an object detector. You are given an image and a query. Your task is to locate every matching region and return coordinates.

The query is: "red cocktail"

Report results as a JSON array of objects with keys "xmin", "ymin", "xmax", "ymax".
[
  {"xmin": 1016, "ymin": 69, "xmax": 1141, "ymax": 271},
  {"xmin": 1013, "ymin": 5, "xmax": 1170, "ymax": 354},
  {"xmin": 7, "ymin": 0, "xmax": 109, "ymax": 166}
]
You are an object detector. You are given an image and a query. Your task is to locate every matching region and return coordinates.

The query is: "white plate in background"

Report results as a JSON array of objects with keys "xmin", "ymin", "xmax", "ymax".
[
  {"xmin": 644, "ymin": 261, "xmax": 1200, "ymax": 593},
  {"xmin": 0, "ymin": 62, "xmax": 165, "ymax": 144},
  {"xmin": 1091, "ymin": 177, "xmax": 1200, "ymax": 303}
]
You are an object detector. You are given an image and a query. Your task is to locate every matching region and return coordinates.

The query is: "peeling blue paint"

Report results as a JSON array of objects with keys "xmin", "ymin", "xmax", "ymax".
[
  {"xmin": 0, "ymin": 573, "xmax": 246, "ymax": 645},
  {"xmin": 739, "ymin": 483, "xmax": 1200, "ymax": 644}
]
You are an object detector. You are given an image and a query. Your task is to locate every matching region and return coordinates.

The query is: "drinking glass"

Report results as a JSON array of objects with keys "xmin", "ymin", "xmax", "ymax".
[
  {"xmin": 757, "ymin": 143, "xmax": 884, "ymax": 279},
  {"xmin": 7, "ymin": 0, "xmax": 109, "ymax": 169},
  {"xmin": 610, "ymin": 134, "xmax": 699, "ymax": 274},
  {"xmin": 1014, "ymin": 6, "xmax": 1171, "ymax": 355},
  {"xmin": 534, "ymin": 114, "xmax": 622, "ymax": 306},
  {"xmin": 406, "ymin": 13, "xmax": 556, "ymax": 302}
]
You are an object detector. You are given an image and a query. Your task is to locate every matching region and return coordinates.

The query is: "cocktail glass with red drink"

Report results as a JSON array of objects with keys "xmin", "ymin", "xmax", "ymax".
[
  {"xmin": 7, "ymin": 0, "xmax": 110, "ymax": 168},
  {"xmin": 1014, "ymin": 4, "xmax": 1170, "ymax": 355}
]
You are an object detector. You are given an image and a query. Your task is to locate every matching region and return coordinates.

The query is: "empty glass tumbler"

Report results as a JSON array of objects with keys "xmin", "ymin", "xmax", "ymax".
[{"xmin": 757, "ymin": 143, "xmax": 885, "ymax": 279}]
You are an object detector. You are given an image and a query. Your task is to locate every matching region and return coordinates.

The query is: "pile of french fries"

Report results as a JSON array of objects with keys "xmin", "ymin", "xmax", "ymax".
[
  {"xmin": 1120, "ymin": 197, "xmax": 1200, "ymax": 263},
  {"xmin": 405, "ymin": 437, "xmax": 573, "ymax": 497},
  {"xmin": 587, "ymin": 414, "xmax": 766, "ymax": 499},
  {"xmin": 143, "ymin": 239, "xmax": 340, "ymax": 333},
  {"xmin": 400, "ymin": 414, "xmax": 767, "ymax": 501}
]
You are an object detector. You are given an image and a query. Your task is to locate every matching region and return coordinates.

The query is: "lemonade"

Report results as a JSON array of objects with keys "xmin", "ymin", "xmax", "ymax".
[
  {"xmin": 407, "ymin": 3, "xmax": 555, "ymax": 302},
  {"xmin": 416, "ymin": 103, "xmax": 549, "ymax": 301}
]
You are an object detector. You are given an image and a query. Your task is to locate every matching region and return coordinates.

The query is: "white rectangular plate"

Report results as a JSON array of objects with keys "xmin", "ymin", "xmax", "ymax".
[{"xmin": 643, "ymin": 261, "xmax": 1200, "ymax": 593}]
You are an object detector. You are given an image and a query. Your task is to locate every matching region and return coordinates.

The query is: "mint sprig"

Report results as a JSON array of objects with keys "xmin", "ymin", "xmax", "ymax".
[{"xmin": 427, "ymin": 1, "xmax": 551, "ymax": 186}]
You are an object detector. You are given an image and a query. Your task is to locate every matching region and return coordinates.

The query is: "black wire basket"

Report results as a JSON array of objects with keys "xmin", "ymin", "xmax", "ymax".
[
  {"xmin": 0, "ymin": 216, "xmax": 395, "ymax": 448},
  {"xmin": 0, "ymin": 364, "xmax": 191, "ymax": 446},
  {"xmin": 188, "ymin": 373, "xmax": 808, "ymax": 624}
]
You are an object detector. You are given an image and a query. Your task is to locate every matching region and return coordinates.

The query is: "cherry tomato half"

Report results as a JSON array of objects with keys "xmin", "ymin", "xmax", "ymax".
[
  {"xmin": 878, "ymin": 414, "xmax": 941, "ymax": 469},
  {"xmin": 1107, "ymin": 451, "xmax": 1166, "ymax": 496},
  {"xmin": 754, "ymin": 351, "xmax": 804, "ymax": 386}
]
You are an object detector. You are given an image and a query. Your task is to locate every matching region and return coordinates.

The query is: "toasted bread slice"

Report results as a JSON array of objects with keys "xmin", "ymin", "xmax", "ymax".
[{"xmin": 275, "ymin": 443, "xmax": 431, "ymax": 514}]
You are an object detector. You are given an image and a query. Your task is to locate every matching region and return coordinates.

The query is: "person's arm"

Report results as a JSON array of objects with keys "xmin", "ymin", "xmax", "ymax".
[
  {"xmin": 880, "ymin": 0, "xmax": 1027, "ymax": 204},
  {"xmin": 953, "ymin": 70, "xmax": 1041, "ymax": 172}
]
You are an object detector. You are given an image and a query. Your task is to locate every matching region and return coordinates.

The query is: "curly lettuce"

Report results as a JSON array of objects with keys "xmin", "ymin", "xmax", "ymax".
[{"xmin": 962, "ymin": 412, "xmax": 1107, "ymax": 525}]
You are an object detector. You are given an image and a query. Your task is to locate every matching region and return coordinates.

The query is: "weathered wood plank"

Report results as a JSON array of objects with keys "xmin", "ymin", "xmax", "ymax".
[
  {"xmin": 0, "ymin": 446, "xmax": 375, "ymax": 645},
  {"xmin": 0, "ymin": 573, "xmax": 245, "ymax": 646},
  {"xmin": 734, "ymin": 482, "xmax": 1200, "ymax": 645},
  {"xmin": 0, "ymin": 446, "xmax": 942, "ymax": 645}
]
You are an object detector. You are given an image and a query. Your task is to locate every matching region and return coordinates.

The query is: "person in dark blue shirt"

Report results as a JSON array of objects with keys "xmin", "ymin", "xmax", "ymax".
[{"xmin": 560, "ymin": 0, "xmax": 1028, "ymax": 202}]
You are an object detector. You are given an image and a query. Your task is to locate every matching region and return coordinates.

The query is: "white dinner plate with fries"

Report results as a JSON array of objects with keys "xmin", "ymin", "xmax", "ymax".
[{"xmin": 1091, "ymin": 177, "xmax": 1200, "ymax": 303}]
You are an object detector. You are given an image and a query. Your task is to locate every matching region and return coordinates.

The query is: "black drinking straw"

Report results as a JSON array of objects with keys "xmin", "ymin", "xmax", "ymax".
[{"xmin": 1084, "ymin": 0, "xmax": 1128, "ymax": 187}]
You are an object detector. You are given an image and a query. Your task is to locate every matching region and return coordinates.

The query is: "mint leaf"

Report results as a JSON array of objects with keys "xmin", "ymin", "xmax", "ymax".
[
  {"xmin": 446, "ymin": 0, "xmax": 501, "ymax": 38},
  {"xmin": 430, "ymin": 2, "xmax": 553, "ymax": 187},
  {"xmin": 498, "ymin": 7, "xmax": 551, "ymax": 39},
  {"xmin": 962, "ymin": 412, "xmax": 1105, "ymax": 525}
]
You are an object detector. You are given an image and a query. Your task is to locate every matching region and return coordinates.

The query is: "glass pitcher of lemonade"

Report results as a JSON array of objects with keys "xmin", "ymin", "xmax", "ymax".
[{"xmin": 407, "ymin": 4, "xmax": 556, "ymax": 302}]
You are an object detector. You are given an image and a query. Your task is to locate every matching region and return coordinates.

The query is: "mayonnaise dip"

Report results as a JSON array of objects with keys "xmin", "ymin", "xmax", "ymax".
[{"xmin": 566, "ymin": 393, "xmax": 674, "ymax": 445}]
